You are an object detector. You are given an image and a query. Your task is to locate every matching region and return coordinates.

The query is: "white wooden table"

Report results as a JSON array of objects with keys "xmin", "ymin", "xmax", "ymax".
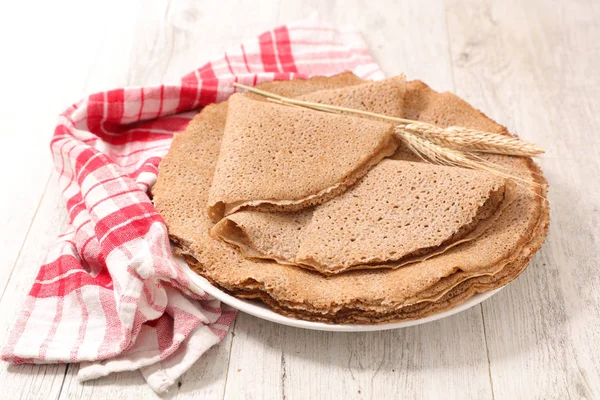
[{"xmin": 1, "ymin": 0, "xmax": 599, "ymax": 398}]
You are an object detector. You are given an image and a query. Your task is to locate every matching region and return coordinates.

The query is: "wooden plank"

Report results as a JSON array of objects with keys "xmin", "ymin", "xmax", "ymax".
[
  {"xmin": 84, "ymin": 0, "xmax": 282, "ymax": 87},
  {"xmin": 446, "ymin": 0, "xmax": 600, "ymax": 398},
  {"xmin": 0, "ymin": 176, "xmax": 69, "ymax": 400},
  {"xmin": 276, "ymin": 0, "xmax": 455, "ymax": 91},
  {"xmin": 224, "ymin": 1, "xmax": 494, "ymax": 399},
  {"xmin": 226, "ymin": 310, "xmax": 493, "ymax": 400},
  {"xmin": 0, "ymin": 0, "xmax": 120, "ymax": 300}
]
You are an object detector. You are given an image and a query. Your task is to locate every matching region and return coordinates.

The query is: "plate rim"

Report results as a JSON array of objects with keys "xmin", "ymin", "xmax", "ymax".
[{"xmin": 175, "ymin": 256, "xmax": 503, "ymax": 332}]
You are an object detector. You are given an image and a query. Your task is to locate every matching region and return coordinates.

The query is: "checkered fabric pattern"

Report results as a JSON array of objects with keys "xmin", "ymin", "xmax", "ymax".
[{"xmin": 1, "ymin": 15, "xmax": 383, "ymax": 393}]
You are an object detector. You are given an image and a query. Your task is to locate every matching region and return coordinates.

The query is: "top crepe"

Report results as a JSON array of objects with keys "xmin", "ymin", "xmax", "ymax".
[{"xmin": 206, "ymin": 76, "xmax": 406, "ymax": 221}]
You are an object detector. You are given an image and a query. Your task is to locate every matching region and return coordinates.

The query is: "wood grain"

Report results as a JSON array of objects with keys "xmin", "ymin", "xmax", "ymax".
[
  {"xmin": 446, "ymin": 0, "xmax": 600, "ymax": 398},
  {"xmin": 0, "ymin": 176, "xmax": 69, "ymax": 400},
  {"xmin": 1, "ymin": 0, "xmax": 599, "ymax": 399},
  {"xmin": 0, "ymin": 0, "xmax": 103, "ymax": 301},
  {"xmin": 226, "ymin": 310, "xmax": 493, "ymax": 399}
]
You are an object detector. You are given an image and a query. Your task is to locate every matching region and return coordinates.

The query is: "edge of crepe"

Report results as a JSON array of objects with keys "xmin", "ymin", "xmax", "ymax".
[
  {"xmin": 208, "ymin": 131, "xmax": 398, "ymax": 221},
  {"xmin": 297, "ymin": 179, "xmax": 517, "ymax": 273},
  {"xmin": 210, "ymin": 178, "xmax": 517, "ymax": 275}
]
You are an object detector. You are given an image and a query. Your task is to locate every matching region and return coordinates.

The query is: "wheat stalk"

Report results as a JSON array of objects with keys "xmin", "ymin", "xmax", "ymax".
[
  {"xmin": 234, "ymin": 82, "xmax": 544, "ymax": 158},
  {"xmin": 399, "ymin": 130, "xmax": 542, "ymax": 187},
  {"xmin": 396, "ymin": 123, "xmax": 543, "ymax": 157}
]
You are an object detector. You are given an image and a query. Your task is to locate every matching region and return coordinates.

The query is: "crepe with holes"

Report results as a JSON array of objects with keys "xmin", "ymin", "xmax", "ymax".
[
  {"xmin": 211, "ymin": 159, "xmax": 516, "ymax": 274},
  {"xmin": 206, "ymin": 76, "xmax": 406, "ymax": 221}
]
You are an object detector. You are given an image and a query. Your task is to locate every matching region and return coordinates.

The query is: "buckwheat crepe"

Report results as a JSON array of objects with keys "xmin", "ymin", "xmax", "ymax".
[
  {"xmin": 153, "ymin": 73, "xmax": 549, "ymax": 323},
  {"xmin": 207, "ymin": 76, "xmax": 406, "ymax": 222},
  {"xmin": 211, "ymin": 159, "xmax": 516, "ymax": 274}
]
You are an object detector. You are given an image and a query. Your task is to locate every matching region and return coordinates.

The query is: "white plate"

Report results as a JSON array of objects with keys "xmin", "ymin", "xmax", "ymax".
[{"xmin": 175, "ymin": 255, "xmax": 502, "ymax": 332}]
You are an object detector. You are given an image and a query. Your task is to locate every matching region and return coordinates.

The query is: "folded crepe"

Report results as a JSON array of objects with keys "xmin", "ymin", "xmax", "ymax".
[
  {"xmin": 153, "ymin": 73, "xmax": 549, "ymax": 324},
  {"xmin": 211, "ymin": 159, "xmax": 515, "ymax": 274},
  {"xmin": 206, "ymin": 76, "xmax": 406, "ymax": 222}
]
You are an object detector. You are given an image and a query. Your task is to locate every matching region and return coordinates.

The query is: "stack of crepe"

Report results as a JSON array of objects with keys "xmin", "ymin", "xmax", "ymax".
[{"xmin": 153, "ymin": 73, "xmax": 549, "ymax": 324}]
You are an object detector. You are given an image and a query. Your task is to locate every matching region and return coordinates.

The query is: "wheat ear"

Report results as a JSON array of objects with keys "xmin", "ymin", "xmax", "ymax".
[
  {"xmin": 397, "ymin": 123, "xmax": 543, "ymax": 157},
  {"xmin": 398, "ymin": 130, "xmax": 542, "ymax": 188}
]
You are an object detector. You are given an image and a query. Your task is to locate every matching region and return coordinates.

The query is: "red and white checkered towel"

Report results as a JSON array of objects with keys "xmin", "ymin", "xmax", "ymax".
[{"xmin": 1, "ymin": 15, "xmax": 383, "ymax": 393}]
